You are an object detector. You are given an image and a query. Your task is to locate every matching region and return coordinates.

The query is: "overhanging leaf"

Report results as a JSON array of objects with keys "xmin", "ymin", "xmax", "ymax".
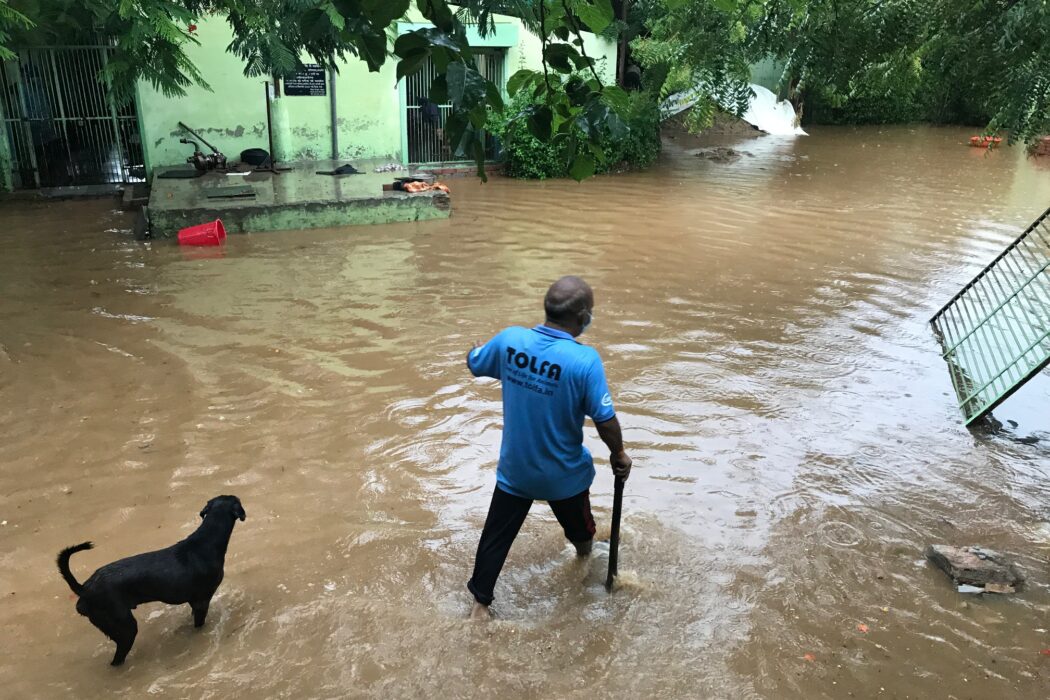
[
  {"xmin": 431, "ymin": 47, "xmax": 452, "ymax": 72},
  {"xmin": 418, "ymin": 0, "xmax": 455, "ymax": 32},
  {"xmin": 429, "ymin": 74, "xmax": 449, "ymax": 103},
  {"xmin": 601, "ymin": 85, "xmax": 630, "ymax": 115},
  {"xmin": 569, "ymin": 154, "xmax": 595, "ymax": 181},
  {"xmin": 507, "ymin": 69, "xmax": 537, "ymax": 97},
  {"xmin": 323, "ymin": 2, "xmax": 344, "ymax": 29},
  {"xmin": 361, "ymin": 0, "xmax": 410, "ymax": 26},
  {"xmin": 396, "ymin": 49, "xmax": 428, "ymax": 81},
  {"xmin": 357, "ymin": 30, "xmax": 387, "ymax": 71},
  {"xmin": 446, "ymin": 60, "xmax": 487, "ymax": 107},
  {"xmin": 606, "ymin": 111, "xmax": 628, "ymax": 139},
  {"xmin": 393, "ymin": 31, "xmax": 427, "ymax": 57},
  {"xmin": 566, "ymin": 76, "xmax": 591, "ymax": 105},
  {"xmin": 527, "ymin": 105, "xmax": 553, "ymax": 140},
  {"xmin": 544, "ymin": 43, "xmax": 578, "ymax": 74},
  {"xmin": 468, "ymin": 104, "xmax": 488, "ymax": 129},
  {"xmin": 576, "ymin": 0, "xmax": 614, "ymax": 35},
  {"xmin": 484, "ymin": 80, "xmax": 504, "ymax": 112}
]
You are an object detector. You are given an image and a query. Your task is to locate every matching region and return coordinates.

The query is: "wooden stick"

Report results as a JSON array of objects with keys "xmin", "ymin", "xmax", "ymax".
[{"xmin": 605, "ymin": 476, "xmax": 624, "ymax": 591}]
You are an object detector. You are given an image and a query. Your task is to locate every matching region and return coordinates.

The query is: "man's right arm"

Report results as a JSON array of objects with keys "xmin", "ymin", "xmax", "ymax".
[
  {"xmin": 595, "ymin": 416, "xmax": 632, "ymax": 481},
  {"xmin": 466, "ymin": 332, "xmax": 502, "ymax": 379}
]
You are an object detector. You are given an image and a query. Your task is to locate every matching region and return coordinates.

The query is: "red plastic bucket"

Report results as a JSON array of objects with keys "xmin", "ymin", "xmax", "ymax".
[{"xmin": 177, "ymin": 219, "xmax": 226, "ymax": 246}]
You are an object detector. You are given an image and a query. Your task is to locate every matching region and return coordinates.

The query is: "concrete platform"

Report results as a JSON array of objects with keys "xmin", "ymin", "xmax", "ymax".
[{"xmin": 146, "ymin": 158, "xmax": 450, "ymax": 238}]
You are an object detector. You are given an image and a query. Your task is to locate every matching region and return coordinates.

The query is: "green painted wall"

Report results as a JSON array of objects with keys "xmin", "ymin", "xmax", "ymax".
[
  {"xmin": 137, "ymin": 16, "xmax": 403, "ymax": 172},
  {"xmin": 137, "ymin": 19, "xmax": 268, "ymax": 173},
  {"xmin": 506, "ymin": 23, "xmax": 616, "ymax": 85},
  {"xmin": 137, "ymin": 12, "xmax": 616, "ymax": 175}
]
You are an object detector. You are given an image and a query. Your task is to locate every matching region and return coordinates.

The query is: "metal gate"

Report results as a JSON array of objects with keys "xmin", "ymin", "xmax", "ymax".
[
  {"xmin": 930, "ymin": 206, "xmax": 1050, "ymax": 425},
  {"xmin": 0, "ymin": 46, "xmax": 144, "ymax": 189},
  {"xmin": 403, "ymin": 50, "xmax": 505, "ymax": 164}
]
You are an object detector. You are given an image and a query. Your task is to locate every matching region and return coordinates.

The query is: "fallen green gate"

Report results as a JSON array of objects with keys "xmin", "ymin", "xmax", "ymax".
[{"xmin": 930, "ymin": 206, "xmax": 1050, "ymax": 425}]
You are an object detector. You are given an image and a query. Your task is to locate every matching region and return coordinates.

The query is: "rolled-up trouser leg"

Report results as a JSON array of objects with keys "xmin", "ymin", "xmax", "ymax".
[{"xmin": 467, "ymin": 485, "xmax": 532, "ymax": 606}]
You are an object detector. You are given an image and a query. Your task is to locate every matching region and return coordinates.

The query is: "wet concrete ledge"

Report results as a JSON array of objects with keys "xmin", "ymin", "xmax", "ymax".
[{"xmin": 147, "ymin": 158, "xmax": 450, "ymax": 238}]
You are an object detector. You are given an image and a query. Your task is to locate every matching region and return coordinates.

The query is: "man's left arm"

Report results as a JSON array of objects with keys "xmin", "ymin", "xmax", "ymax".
[{"xmin": 585, "ymin": 356, "xmax": 632, "ymax": 480}]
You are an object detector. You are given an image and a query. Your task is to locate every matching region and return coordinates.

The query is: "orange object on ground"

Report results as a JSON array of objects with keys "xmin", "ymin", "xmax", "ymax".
[
  {"xmin": 969, "ymin": 135, "xmax": 1002, "ymax": 148},
  {"xmin": 177, "ymin": 219, "xmax": 226, "ymax": 246},
  {"xmin": 402, "ymin": 181, "xmax": 450, "ymax": 194}
]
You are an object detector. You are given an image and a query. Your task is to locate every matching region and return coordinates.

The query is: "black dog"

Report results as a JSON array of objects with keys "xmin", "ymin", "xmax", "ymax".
[{"xmin": 57, "ymin": 495, "xmax": 245, "ymax": 666}]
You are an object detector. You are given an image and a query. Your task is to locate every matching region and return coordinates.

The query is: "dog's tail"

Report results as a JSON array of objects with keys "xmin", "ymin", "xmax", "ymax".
[{"xmin": 57, "ymin": 542, "xmax": 93, "ymax": 596}]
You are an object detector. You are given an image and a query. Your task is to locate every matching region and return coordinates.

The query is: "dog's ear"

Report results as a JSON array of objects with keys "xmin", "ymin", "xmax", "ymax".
[
  {"xmin": 234, "ymin": 502, "xmax": 246, "ymax": 521},
  {"xmin": 199, "ymin": 501, "xmax": 212, "ymax": 519}
]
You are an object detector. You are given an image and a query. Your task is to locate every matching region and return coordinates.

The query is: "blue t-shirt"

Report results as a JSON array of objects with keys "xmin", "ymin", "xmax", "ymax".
[{"xmin": 468, "ymin": 325, "xmax": 616, "ymax": 501}]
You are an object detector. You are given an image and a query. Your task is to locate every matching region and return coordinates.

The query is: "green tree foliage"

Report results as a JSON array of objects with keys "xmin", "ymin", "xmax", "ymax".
[
  {"xmin": 629, "ymin": 0, "xmax": 758, "ymax": 124},
  {"xmin": 0, "ymin": 1, "xmax": 31, "ymax": 61},
  {"xmin": 751, "ymin": 0, "xmax": 927, "ymax": 115},
  {"xmin": 639, "ymin": 0, "xmax": 1049, "ymax": 144},
  {"xmin": 4, "ymin": 0, "xmax": 631, "ymax": 179},
  {"xmin": 922, "ymin": 0, "xmax": 1049, "ymax": 143},
  {"xmin": 494, "ymin": 86, "xmax": 660, "ymax": 178}
]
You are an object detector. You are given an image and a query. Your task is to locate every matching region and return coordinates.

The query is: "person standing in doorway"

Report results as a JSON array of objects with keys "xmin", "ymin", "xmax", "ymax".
[{"xmin": 465, "ymin": 276, "xmax": 632, "ymax": 619}]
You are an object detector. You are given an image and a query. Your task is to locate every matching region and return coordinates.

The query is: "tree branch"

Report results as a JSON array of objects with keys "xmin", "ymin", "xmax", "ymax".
[
  {"xmin": 561, "ymin": 0, "xmax": 604, "ymax": 89},
  {"xmin": 539, "ymin": 0, "xmax": 552, "ymax": 93}
]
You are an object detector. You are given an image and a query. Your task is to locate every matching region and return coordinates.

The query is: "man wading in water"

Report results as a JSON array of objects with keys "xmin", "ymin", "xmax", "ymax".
[{"xmin": 465, "ymin": 276, "xmax": 632, "ymax": 619}]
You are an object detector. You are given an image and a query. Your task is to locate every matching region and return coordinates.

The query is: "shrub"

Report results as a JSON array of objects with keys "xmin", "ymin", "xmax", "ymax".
[{"xmin": 491, "ymin": 91, "xmax": 662, "ymax": 180}]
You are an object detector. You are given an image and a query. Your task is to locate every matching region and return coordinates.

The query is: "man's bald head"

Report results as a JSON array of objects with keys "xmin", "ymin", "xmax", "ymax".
[{"xmin": 544, "ymin": 276, "xmax": 594, "ymax": 335}]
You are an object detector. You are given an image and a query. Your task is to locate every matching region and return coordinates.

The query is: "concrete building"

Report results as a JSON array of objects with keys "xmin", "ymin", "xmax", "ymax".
[{"xmin": 0, "ymin": 10, "xmax": 616, "ymax": 193}]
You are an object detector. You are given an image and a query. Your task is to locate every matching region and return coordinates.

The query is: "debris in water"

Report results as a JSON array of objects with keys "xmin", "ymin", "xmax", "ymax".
[
  {"xmin": 857, "ymin": 623, "xmax": 870, "ymax": 633},
  {"xmin": 984, "ymin": 582, "xmax": 1016, "ymax": 594},
  {"xmin": 803, "ymin": 653, "xmax": 816, "ymax": 662},
  {"xmin": 695, "ymin": 147, "xmax": 753, "ymax": 163},
  {"xmin": 925, "ymin": 545, "xmax": 1024, "ymax": 593}
]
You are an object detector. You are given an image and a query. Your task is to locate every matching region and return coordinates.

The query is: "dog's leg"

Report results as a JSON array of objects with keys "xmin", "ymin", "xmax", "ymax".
[
  {"xmin": 190, "ymin": 597, "xmax": 212, "ymax": 628},
  {"xmin": 86, "ymin": 606, "xmax": 137, "ymax": 666},
  {"xmin": 108, "ymin": 609, "xmax": 138, "ymax": 666}
]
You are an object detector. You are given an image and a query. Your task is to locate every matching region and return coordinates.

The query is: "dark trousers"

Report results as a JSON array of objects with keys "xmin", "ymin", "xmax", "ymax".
[{"xmin": 468, "ymin": 485, "xmax": 596, "ymax": 606}]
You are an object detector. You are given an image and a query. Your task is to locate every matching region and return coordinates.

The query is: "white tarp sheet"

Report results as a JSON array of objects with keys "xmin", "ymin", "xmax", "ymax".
[{"xmin": 661, "ymin": 83, "xmax": 807, "ymax": 136}]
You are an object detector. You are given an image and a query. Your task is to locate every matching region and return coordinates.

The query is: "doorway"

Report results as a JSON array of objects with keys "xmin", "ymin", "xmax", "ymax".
[
  {"xmin": 0, "ymin": 46, "xmax": 144, "ymax": 189},
  {"xmin": 402, "ymin": 50, "xmax": 505, "ymax": 165}
]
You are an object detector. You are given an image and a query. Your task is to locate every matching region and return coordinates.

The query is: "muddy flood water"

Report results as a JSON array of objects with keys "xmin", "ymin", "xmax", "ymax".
[{"xmin": 2, "ymin": 126, "xmax": 1049, "ymax": 699}]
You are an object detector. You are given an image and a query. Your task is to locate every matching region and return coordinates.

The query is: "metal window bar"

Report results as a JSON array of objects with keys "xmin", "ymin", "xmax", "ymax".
[
  {"xmin": 930, "ymin": 207, "xmax": 1050, "ymax": 424},
  {"xmin": 405, "ymin": 49, "xmax": 505, "ymax": 165},
  {"xmin": 0, "ymin": 45, "xmax": 143, "ymax": 189}
]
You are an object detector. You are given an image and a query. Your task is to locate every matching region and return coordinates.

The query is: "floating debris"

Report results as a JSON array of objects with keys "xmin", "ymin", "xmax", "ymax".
[
  {"xmin": 695, "ymin": 147, "xmax": 753, "ymax": 163},
  {"xmin": 925, "ymin": 544, "xmax": 1025, "ymax": 594}
]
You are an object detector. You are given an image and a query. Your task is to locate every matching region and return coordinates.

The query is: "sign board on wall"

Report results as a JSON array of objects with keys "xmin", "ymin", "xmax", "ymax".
[{"xmin": 284, "ymin": 65, "xmax": 327, "ymax": 96}]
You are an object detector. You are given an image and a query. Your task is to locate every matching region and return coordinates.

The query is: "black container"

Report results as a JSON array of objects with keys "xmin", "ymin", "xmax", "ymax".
[{"xmin": 240, "ymin": 148, "xmax": 271, "ymax": 167}]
